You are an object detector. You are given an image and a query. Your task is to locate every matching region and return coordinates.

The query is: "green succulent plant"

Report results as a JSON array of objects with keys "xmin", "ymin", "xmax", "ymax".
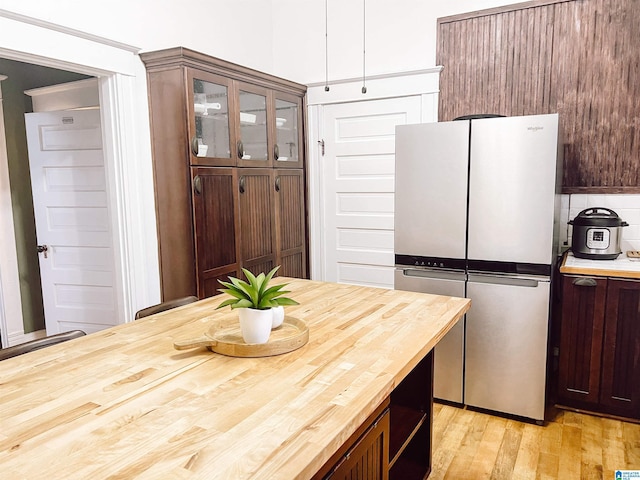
[{"xmin": 216, "ymin": 266, "xmax": 299, "ymax": 310}]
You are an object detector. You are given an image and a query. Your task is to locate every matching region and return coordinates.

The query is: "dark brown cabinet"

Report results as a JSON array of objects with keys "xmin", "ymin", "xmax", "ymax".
[
  {"xmin": 275, "ymin": 169, "xmax": 307, "ymax": 278},
  {"xmin": 389, "ymin": 351, "xmax": 433, "ymax": 479},
  {"xmin": 558, "ymin": 274, "xmax": 640, "ymax": 419},
  {"xmin": 313, "ymin": 352, "xmax": 434, "ymax": 480},
  {"xmin": 317, "ymin": 401, "xmax": 391, "ymax": 480},
  {"xmin": 238, "ymin": 169, "xmax": 277, "ymax": 275},
  {"xmin": 192, "ymin": 167, "xmax": 240, "ymax": 298},
  {"xmin": 141, "ymin": 47, "xmax": 308, "ymax": 301}
]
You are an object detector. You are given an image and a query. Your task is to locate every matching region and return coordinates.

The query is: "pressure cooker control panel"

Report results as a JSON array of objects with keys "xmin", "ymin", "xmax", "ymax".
[{"xmin": 586, "ymin": 227, "xmax": 610, "ymax": 250}]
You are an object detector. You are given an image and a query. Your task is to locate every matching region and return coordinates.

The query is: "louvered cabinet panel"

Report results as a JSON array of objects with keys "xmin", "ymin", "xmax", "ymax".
[
  {"xmin": 238, "ymin": 168, "xmax": 276, "ymax": 276},
  {"xmin": 312, "ymin": 401, "xmax": 390, "ymax": 480},
  {"xmin": 600, "ymin": 278, "xmax": 640, "ymax": 418},
  {"xmin": 275, "ymin": 169, "xmax": 307, "ymax": 279},
  {"xmin": 557, "ymin": 275, "xmax": 607, "ymax": 406},
  {"xmin": 558, "ymin": 273, "xmax": 640, "ymax": 420},
  {"xmin": 329, "ymin": 409, "xmax": 389, "ymax": 480},
  {"xmin": 191, "ymin": 167, "xmax": 240, "ymax": 298},
  {"xmin": 437, "ymin": 0, "xmax": 640, "ymax": 192}
]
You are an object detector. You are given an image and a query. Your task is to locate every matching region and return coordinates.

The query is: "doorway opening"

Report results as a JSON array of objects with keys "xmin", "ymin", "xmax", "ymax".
[
  {"xmin": 1, "ymin": 59, "xmax": 93, "ymax": 343},
  {"xmin": 0, "ymin": 11, "xmax": 160, "ymax": 347}
]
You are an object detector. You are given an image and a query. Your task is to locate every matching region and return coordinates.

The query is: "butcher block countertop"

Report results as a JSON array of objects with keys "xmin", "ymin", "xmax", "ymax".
[
  {"xmin": 0, "ymin": 278, "xmax": 469, "ymax": 479},
  {"xmin": 560, "ymin": 251, "xmax": 640, "ymax": 278}
]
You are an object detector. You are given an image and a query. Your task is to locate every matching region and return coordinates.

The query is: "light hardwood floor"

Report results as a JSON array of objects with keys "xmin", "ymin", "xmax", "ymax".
[{"xmin": 431, "ymin": 402, "xmax": 640, "ymax": 479}]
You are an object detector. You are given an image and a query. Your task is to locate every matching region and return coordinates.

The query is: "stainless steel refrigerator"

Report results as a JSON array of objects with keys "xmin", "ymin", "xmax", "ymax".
[{"xmin": 393, "ymin": 114, "xmax": 562, "ymax": 422}]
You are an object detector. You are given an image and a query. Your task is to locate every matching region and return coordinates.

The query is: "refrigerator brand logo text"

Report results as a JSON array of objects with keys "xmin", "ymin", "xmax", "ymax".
[{"xmin": 527, "ymin": 126, "xmax": 544, "ymax": 132}]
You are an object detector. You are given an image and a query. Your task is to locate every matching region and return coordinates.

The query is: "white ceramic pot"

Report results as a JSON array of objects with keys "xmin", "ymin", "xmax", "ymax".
[
  {"xmin": 271, "ymin": 306, "xmax": 284, "ymax": 329},
  {"xmin": 238, "ymin": 308, "xmax": 272, "ymax": 344}
]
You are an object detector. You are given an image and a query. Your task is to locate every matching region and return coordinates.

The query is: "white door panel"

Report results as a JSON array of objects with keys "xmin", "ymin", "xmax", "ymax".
[
  {"xmin": 337, "ymin": 264, "xmax": 395, "ymax": 289},
  {"xmin": 26, "ymin": 109, "xmax": 117, "ymax": 335},
  {"xmin": 323, "ymin": 97, "xmax": 422, "ymax": 287}
]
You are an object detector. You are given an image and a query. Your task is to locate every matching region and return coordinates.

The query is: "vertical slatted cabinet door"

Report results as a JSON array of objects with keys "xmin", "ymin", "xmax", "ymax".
[
  {"xmin": 557, "ymin": 275, "xmax": 607, "ymax": 406},
  {"xmin": 192, "ymin": 167, "xmax": 240, "ymax": 298},
  {"xmin": 331, "ymin": 409, "xmax": 390, "ymax": 480},
  {"xmin": 600, "ymin": 278, "xmax": 640, "ymax": 418},
  {"xmin": 238, "ymin": 168, "xmax": 276, "ymax": 277},
  {"xmin": 274, "ymin": 169, "xmax": 306, "ymax": 278}
]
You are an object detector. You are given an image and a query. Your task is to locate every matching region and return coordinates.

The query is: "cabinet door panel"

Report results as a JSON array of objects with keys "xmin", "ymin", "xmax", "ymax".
[
  {"xmin": 187, "ymin": 69, "xmax": 236, "ymax": 166},
  {"xmin": 192, "ymin": 167, "xmax": 240, "ymax": 298},
  {"xmin": 238, "ymin": 169, "xmax": 276, "ymax": 275},
  {"xmin": 237, "ymin": 83, "xmax": 272, "ymax": 167},
  {"xmin": 601, "ymin": 278, "xmax": 640, "ymax": 417},
  {"xmin": 558, "ymin": 275, "xmax": 607, "ymax": 405},
  {"xmin": 274, "ymin": 92, "xmax": 304, "ymax": 169},
  {"xmin": 329, "ymin": 408, "xmax": 389, "ymax": 480},
  {"xmin": 275, "ymin": 169, "xmax": 307, "ymax": 278}
]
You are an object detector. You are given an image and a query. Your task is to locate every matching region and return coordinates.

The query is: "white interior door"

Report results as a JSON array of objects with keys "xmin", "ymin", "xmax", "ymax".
[
  {"xmin": 25, "ymin": 109, "xmax": 118, "ymax": 335},
  {"xmin": 322, "ymin": 97, "xmax": 422, "ymax": 288}
]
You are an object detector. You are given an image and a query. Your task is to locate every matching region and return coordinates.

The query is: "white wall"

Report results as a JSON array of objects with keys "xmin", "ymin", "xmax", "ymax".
[
  {"xmin": 1, "ymin": 0, "xmax": 515, "ymax": 83},
  {"xmin": 0, "ymin": 0, "xmax": 276, "ymax": 75},
  {"xmin": 272, "ymin": 0, "xmax": 517, "ymax": 83}
]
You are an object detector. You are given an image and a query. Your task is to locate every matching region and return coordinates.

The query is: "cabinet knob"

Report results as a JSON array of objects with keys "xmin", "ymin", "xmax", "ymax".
[
  {"xmin": 274, "ymin": 144, "xmax": 279, "ymax": 161},
  {"xmin": 572, "ymin": 277, "xmax": 598, "ymax": 287},
  {"xmin": 275, "ymin": 176, "xmax": 281, "ymax": 192},
  {"xmin": 239, "ymin": 175, "xmax": 245, "ymax": 194},
  {"xmin": 237, "ymin": 140, "xmax": 244, "ymax": 159},
  {"xmin": 191, "ymin": 137, "xmax": 199, "ymax": 156},
  {"xmin": 193, "ymin": 175, "xmax": 202, "ymax": 195}
]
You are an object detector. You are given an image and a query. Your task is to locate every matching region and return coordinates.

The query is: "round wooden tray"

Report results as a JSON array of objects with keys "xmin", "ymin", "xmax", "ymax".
[{"xmin": 173, "ymin": 316, "xmax": 309, "ymax": 357}]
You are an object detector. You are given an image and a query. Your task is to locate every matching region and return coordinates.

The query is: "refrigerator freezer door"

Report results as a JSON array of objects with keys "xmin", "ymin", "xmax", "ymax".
[
  {"xmin": 465, "ymin": 273, "xmax": 551, "ymax": 421},
  {"xmin": 394, "ymin": 268, "xmax": 465, "ymax": 403},
  {"xmin": 394, "ymin": 121, "xmax": 470, "ymax": 260},
  {"xmin": 467, "ymin": 114, "xmax": 561, "ymax": 266}
]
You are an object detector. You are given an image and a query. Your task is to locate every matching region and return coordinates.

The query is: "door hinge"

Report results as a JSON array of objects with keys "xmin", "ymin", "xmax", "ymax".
[{"xmin": 318, "ymin": 139, "xmax": 325, "ymax": 156}]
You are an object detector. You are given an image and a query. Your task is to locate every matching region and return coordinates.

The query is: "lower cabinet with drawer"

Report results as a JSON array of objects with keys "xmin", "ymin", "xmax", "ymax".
[
  {"xmin": 314, "ymin": 352, "xmax": 434, "ymax": 480},
  {"xmin": 558, "ymin": 273, "xmax": 640, "ymax": 419}
]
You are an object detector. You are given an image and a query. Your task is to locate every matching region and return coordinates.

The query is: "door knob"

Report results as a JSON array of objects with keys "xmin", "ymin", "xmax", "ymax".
[{"xmin": 37, "ymin": 245, "xmax": 49, "ymax": 259}]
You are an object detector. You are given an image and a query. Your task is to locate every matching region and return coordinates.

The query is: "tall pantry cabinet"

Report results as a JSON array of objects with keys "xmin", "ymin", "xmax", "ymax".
[{"xmin": 140, "ymin": 47, "xmax": 308, "ymax": 301}]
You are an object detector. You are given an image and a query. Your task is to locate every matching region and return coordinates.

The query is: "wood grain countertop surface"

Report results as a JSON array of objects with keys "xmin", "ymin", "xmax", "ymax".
[{"xmin": 0, "ymin": 278, "xmax": 469, "ymax": 479}]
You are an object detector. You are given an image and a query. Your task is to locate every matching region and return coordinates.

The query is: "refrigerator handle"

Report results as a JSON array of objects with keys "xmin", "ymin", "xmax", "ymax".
[
  {"xmin": 468, "ymin": 274, "xmax": 541, "ymax": 288},
  {"xmin": 401, "ymin": 268, "xmax": 466, "ymax": 281}
]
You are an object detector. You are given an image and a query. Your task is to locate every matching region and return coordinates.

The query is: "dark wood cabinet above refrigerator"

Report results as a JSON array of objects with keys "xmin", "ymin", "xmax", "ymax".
[{"xmin": 141, "ymin": 47, "xmax": 308, "ymax": 301}]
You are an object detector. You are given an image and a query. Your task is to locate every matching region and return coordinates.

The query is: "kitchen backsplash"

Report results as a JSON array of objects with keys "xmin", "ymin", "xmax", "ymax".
[{"xmin": 561, "ymin": 194, "xmax": 640, "ymax": 252}]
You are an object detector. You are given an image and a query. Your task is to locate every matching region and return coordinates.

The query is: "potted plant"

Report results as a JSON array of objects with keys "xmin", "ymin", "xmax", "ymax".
[{"xmin": 216, "ymin": 266, "xmax": 299, "ymax": 344}]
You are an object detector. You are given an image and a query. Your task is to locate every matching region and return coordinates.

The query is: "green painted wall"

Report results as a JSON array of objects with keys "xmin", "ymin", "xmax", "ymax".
[{"xmin": 0, "ymin": 59, "xmax": 90, "ymax": 333}]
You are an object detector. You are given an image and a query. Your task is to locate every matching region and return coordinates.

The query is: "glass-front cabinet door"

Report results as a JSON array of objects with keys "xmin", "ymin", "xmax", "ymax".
[
  {"xmin": 274, "ymin": 93, "xmax": 304, "ymax": 168},
  {"xmin": 187, "ymin": 69, "xmax": 235, "ymax": 166},
  {"xmin": 237, "ymin": 83, "xmax": 270, "ymax": 167}
]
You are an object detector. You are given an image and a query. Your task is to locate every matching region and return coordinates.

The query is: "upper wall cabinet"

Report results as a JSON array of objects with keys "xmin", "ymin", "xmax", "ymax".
[
  {"xmin": 141, "ymin": 47, "xmax": 308, "ymax": 301},
  {"xmin": 178, "ymin": 59, "xmax": 305, "ymax": 169},
  {"xmin": 437, "ymin": 0, "xmax": 640, "ymax": 193},
  {"xmin": 273, "ymin": 92, "xmax": 304, "ymax": 168},
  {"xmin": 189, "ymin": 70, "xmax": 235, "ymax": 166}
]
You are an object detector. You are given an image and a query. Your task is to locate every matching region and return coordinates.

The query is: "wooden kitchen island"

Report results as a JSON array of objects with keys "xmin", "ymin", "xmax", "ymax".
[{"xmin": 0, "ymin": 279, "xmax": 469, "ymax": 479}]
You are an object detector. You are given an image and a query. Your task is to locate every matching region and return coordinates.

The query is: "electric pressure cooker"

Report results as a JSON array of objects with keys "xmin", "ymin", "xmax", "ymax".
[{"xmin": 569, "ymin": 207, "xmax": 628, "ymax": 260}]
